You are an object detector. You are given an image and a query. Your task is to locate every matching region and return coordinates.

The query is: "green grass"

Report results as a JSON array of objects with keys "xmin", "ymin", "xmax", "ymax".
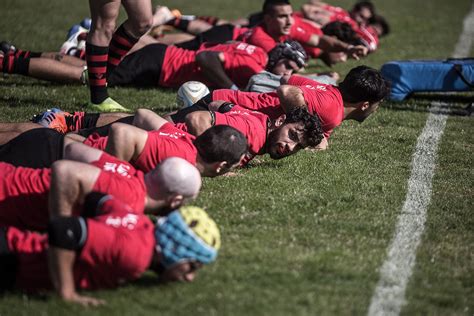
[{"xmin": 0, "ymin": 0, "xmax": 473, "ymax": 315}]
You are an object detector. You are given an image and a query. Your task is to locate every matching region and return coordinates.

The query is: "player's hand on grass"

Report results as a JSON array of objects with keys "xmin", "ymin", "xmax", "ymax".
[
  {"xmin": 62, "ymin": 291, "xmax": 106, "ymax": 307},
  {"xmin": 347, "ymin": 45, "xmax": 368, "ymax": 60}
]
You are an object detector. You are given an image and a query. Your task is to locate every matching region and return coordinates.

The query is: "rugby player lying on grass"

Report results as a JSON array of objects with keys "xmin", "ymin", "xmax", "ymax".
[
  {"xmin": 0, "ymin": 142, "xmax": 201, "ymax": 231},
  {"xmin": 0, "ymin": 38, "xmax": 308, "ymax": 92},
  {"xmin": 0, "ymin": 201, "xmax": 220, "ymax": 307},
  {"xmin": 0, "ymin": 103, "xmax": 323, "ymax": 169},
  {"xmin": 150, "ymin": 0, "xmax": 368, "ymax": 61},
  {"xmin": 0, "ymin": 118, "xmax": 249, "ymax": 177},
  {"xmin": 171, "ymin": 65, "xmax": 391, "ymax": 150}
]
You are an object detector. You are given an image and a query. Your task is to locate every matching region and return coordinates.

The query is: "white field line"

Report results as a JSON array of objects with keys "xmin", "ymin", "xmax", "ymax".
[
  {"xmin": 367, "ymin": 3, "xmax": 474, "ymax": 315},
  {"xmin": 452, "ymin": 1, "xmax": 474, "ymax": 58},
  {"xmin": 367, "ymin": 104, "xmax": 448, "ymax": 316}
]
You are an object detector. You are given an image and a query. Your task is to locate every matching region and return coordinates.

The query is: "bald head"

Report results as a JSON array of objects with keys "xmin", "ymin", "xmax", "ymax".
[{"xmin": 145, "ymin": 157, "xmax": 202, "ymax": 200}]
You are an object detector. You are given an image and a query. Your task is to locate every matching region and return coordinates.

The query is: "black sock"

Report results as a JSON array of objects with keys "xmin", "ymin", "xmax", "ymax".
[{"xmin": 86, "ymin": 42, "xmax": 109, "ymax": 104}]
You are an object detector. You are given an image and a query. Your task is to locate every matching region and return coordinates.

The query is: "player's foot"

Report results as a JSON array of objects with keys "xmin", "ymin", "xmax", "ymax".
[
  {"xmin": 32, "ymin": 108, "xmax": 72, "ymax": 134},
  {"xmin": 88, "ymin": 97, "xmax": 130, "ymax": 112},
  {"xmin": 152, "ymin": 6, "xmax": 175, "ymax": 26},
  {"xmin": 0, "ymin": 41, "xmax": 16, "ymax": 55},
  {"xmin": 60, "ymin": 25, "xmax": 88, "ymax": 55},
  {"xmin": 80, "ymin": 18, "xmax": 92, "ymax": 30}
]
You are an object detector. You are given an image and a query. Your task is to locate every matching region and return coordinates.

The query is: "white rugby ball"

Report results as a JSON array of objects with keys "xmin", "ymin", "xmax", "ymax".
[{"xmin": 176, "ymin": 81, "xmax": 210, "ymax": 108}]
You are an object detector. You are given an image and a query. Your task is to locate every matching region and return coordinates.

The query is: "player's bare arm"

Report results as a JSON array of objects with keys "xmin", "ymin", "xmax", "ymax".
[
  {"xmin": 49, "ymin": 160, "xmax": 101, "ymax": 218},
  {"xmin": 132, "ymin": 108, "xmax": 169, "ymax": 131},
  {"xmin": 195, "ymin": 51, "xmax": 236, "ymax": 89},
  {"xmin": 48, "ymin": 242, "xmax": 105, "ymax": 306},
  {"xmin": 277, "ymin": 85, "xmax": 307, "ymax": 112},
  {"xmin": 185, "ymin": 111, "xmax": 213, "ymax": 136},
  {"xmin": 105, "ymin": 123, "xmax": 148, "ymax": 162}
]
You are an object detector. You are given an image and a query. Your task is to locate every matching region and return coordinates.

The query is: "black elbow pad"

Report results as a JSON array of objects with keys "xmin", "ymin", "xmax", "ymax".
[{"xmin": 48, "ymin": 217, "xmax": 87, "ymax": 250}]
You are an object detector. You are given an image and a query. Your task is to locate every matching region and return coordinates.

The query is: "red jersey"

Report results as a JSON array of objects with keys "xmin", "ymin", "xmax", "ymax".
[
  {"xmin": 356, "ymin": 25, "xmax": 379, "ymax": 52},
  {"xmin": 0, "ymin": 162, "xmax": 51, "ymax": 231},
  {"xmin": 288, "ymin": 75, "xmax": 344, "ymax": 138},
  {"xmin": 10, "ymin": 197, "xmax": 155, "ymax": 291},
  {"xmin": 293, "ymin": 15, "xmax": 324, "ymax": 58},
  {"xmin": 90, "ymin": 152, "xmax": 147, "ymax": 214},
  {"xmin": 83, "ymin": 132, "xmax": 108, "ymax": 150},
  {"xmin": 159, "ymin": 42, "xmax": 268, "ymax": 89},
  {"xmin": 237, "ymin": 17, "xmax": 317, "ymax": 53},
  {"xmin": 134, "ymin": 123, "xmax": 197, "ymax": 173},
  {"xmin": 212, "ymin": 89, "xmax": 283, "ymax": 120},
  {"xmin": 0, "ymin": 153, "xmax": 146, "ymax": 231},
  {"xmin": 214, "ymin": 105, "xmax": 269, "ymax": 158}
]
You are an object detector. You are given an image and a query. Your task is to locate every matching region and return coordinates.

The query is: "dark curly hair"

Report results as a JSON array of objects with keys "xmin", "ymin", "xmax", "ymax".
[
  {"xmin": 284, "ymin": 107, "xmax": 324, "ymax": 147},
  {"xmin": 322, "ymin": 21, "xmax": 364, "ymax": 46}
]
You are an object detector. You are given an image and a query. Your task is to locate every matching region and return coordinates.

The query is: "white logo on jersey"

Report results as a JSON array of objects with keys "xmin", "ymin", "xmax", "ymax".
[
  {"xmin": 229, "ymin": 110, "xmax": 250, "ymax": 116},
  {"xmin": 158, "ymin": 131, "xmax": 186, "ymax": 139},
  {"xmin": 106, "ymin": 213, "xmax": 139, "ymax": 230},
  {"xmin": 103, "ymin": 162, "xmax": 131, "ymax": 178},
  {"xmin": 236, "ymin": 42, "xmax": 256, "ymax": 54},
  {"xmin": 304, "ymin": 84, "xmax": 327, "ymax": 91}
]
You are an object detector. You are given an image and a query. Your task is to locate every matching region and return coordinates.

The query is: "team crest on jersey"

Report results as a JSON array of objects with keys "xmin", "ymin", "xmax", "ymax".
[
  {"xmin": 106, "ymin": 213, "xmax": 139, "ymax": 230},
  {"xmin": 103, "ymin": 162, "xmax": 132, "ymax": 178}
]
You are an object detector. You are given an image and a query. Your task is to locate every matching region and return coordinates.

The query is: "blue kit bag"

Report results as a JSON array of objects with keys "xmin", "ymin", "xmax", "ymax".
[{"xmin": 381, "ymin": 58, "xmax": 474, "ymax": 101}]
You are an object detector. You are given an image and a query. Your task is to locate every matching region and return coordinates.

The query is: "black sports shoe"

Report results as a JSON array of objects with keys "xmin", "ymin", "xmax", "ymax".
[{"xmin": 0, "ymin": 41, "xmax": 16, "ymax": 55}]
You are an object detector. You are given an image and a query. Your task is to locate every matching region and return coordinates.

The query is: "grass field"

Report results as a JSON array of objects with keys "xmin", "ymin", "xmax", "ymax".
[{"xmin": 0, "ymin": 0, "xmax": 473, "ymax": 315}]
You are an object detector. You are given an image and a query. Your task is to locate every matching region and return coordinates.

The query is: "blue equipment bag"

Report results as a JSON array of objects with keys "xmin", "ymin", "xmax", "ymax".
[{"xmin": 381, "ymin": 58, "xmax": 474, "ymax": 101}]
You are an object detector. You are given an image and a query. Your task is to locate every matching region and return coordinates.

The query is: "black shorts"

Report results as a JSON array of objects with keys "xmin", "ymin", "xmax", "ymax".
[
  {"xmin": 108, "ymin": 43, "xmax": 167, "ymax": 88},
  {"xmin": 0, "ymin": 227, "xmax": 16, "ymax": 291},
  {"xmin": 77, "ymin": 115, "xmax": 135, "ymax": 138},
  {"xmin": 0, "ymin": 128, "xmax": 64, "ymax": 168},
  {"xmin": 169, "ymin": 94, "xmax": 213, "ymax": 123},
  {"xmin": 176, "ymin": 24, "xmax": 236, "ymax": 50}
]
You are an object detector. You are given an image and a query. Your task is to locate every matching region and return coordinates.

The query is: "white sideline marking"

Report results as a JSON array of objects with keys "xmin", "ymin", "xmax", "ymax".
[
  {"xmin": 367, "ymin": 104, "xmax": 448, "ymax": 316},
  {"xmin": 367, "ymin": 3, "xmax": 473, "ymax": 315},
  {"xmin": 452, "ymin": 1, "xmax": 474, "ymax": 58}
]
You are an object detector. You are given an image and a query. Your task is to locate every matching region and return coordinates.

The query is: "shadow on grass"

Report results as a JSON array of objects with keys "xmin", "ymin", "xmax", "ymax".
[
  {"xmin": 0, "ymin": 95, "xmax": 60, "ymax": 108},
  {"xmin": 384, "ymin": 93, "xmax": 473, "ymax": 116}
]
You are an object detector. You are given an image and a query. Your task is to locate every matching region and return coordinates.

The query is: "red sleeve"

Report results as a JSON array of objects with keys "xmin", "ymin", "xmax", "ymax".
[
  {"xmin": 221, "ymin": 44, "xmax": 267, "ymax": 89},
  {"xmin": 288, "ymin": 74, "xmax": 319, "ymax": 86},
  {"xmin": 75, "ymin": 214, "xmax": 155, "ymax": 289},
  {"xmin": 90, "ymin": 152, "xmax": 137, "ymax": 177},
  {"xmin": 83, "ymin": 133, "xmax": 108, "ymax": 150},
  {"xmin": 290, "ymin": 19, "xmax": 312, "ymax": 43},
  {"xmin": 134, "ymin": 124, "xmax": 197, "ymax": 173},
  {"xmin": 246, "ymin": 26, "xmax": 278, "ymax": 52},
  {"xmin": 214, "ymin": 106, "xmax": 268, "ymax": 156},
  {"xmin": 212, "ymin": 89, "xmax": 284, "ymax": 120},
  {"xmin": 287, "ymin": 80, "xmax": 344, "ymax": 138}
]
